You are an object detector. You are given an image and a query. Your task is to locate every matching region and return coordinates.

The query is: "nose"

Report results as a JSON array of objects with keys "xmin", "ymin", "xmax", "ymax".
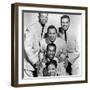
[
  {"xmin": 63, "ymin": 23, "xmax": 67, "ymax": 26},
  {"xmin": 50, "ymin": 51, "xmax": 54, "ymax": 54}
]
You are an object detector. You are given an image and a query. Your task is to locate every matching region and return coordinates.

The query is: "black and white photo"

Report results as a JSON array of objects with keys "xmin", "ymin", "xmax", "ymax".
[
  {"xmin": 23, "ymin": 12, "xmax": 81, "ymax": 78},
  {"xmin": 11, "ymin": 3, "xmax": 88, "ymax": 87}
]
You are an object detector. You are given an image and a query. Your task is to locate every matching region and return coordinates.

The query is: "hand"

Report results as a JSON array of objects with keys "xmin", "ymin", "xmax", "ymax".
[
  {"xmin": 60, "ymin": 54, "xmax": 66, "ymax": 60},
  {"xmin": 57, "ymin": 54, "xmax": 66, "ymax": 63}
]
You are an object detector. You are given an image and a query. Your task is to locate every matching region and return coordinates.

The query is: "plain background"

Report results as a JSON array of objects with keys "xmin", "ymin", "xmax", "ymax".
[
  {"xmin": 24, "ymin": 12, "xmax": 81, "ymax": 39},
  {"xmin": 0, "ymin": 0, "xmax": 89, "ymax": 89}
]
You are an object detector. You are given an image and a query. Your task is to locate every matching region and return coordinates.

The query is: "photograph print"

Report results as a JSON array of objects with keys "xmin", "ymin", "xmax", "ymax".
[{"xmin": 11, "ymin": 3, "xmax": 88, "ymax": 87}]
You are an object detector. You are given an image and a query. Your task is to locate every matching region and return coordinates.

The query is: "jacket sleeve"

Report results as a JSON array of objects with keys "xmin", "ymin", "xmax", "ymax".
[{"xmin": 24, "ymin": 29, "xmax": 39, "ymax": 65}]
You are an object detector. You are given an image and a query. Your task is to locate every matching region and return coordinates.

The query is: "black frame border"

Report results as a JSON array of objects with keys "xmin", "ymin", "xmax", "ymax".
[{"xmin": 11, "ymin": 3, "xmax": 88, "ymax": 87}]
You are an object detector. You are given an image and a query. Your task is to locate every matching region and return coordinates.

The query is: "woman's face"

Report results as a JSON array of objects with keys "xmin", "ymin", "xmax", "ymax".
[{"xmin": 48, "ymin": 64, "xmax": 56, "ymax": 76}]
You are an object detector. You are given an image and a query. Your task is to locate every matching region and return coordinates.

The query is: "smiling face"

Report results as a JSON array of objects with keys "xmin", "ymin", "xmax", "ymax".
[
  {"xmin": 47, "ymin": 45, "xmax": 56, "ymax": 60},
  {"xmin": 39, "ymin": 13, "xmax": 48, "ymax": 26},
  {"xmin": 48, "ymin": 64, "xmax": 56, "ymax": 76},
  {"xmin": 61, "ymin": 17, "xmax": 70, "ymax": 31},
  {"xmin": 48, "ymin": 28, "xmax": 57, "ymax": 42}
]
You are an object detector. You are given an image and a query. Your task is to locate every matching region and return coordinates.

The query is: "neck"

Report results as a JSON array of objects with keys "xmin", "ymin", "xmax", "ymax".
[{"xmin": 50, "ymin": 39, "xmax": 56, "ymax": 43}]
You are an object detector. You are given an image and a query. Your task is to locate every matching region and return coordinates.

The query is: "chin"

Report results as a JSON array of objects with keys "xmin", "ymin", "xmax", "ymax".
[
  {"xmin": 50, "ymin": 39, "xmax": 55, "ymax": 42},
  {"xmin": 63, "ymin": 29, "xmax": 67, "ymax": 31},
  {"xmin": 42, "ymin": 22, "xmax": 47, "ymax": 25},
  {"xmin": 49, "ymin": 57, "xmax": 54, "ymax": 60},
  {"xmin": 62, "ymin": 27, "xmax": 68, "ymax": 31}
]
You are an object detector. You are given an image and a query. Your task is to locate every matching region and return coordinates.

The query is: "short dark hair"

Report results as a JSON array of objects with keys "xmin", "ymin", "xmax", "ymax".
[
  {"xmin": 46, "ymin": 60, "xmax": 57, "ymax": 69},
  {"xmin": 38, "ymin": 12, "xmax": 48, "ymax": 17},
  {"xmin": 46, "ymin": 43, "xmax": 56, "ymax": 51},
  {"xmin": 47, "ymin": 25, "xmax": 57, "ymax": 34},
  {"xmin": 61, "ymin": 15, "xmax": 70, "ymax": 22}
]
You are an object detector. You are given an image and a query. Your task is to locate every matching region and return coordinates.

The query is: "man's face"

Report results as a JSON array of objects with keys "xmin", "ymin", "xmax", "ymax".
[
  {"xmin": 61, "ymin": 18, "xmax": 70, "ymax": 31},
  {"xmin": 47, "ymin": 46, "xmax": 56, "ymax": 60},
  {"xmin": 39, "ymin": 13, "xmax": 48, "ymax": 25},
  {"xmin": 48, "ymin": 28, "xmax": 57, "ymax": 42},
  {"xmin": 48, "ymin": 64, "xmax": 56, "ymax": 76}
]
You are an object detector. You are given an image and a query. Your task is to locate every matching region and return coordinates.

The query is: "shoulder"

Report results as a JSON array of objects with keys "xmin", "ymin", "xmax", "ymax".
[
  {"xmin": 26, "ymin": 22, "xmax": 41, "ymax": 33},
  {"xmin": 56, "ymin": 37, "xmax": 66, "ymax": 43}
]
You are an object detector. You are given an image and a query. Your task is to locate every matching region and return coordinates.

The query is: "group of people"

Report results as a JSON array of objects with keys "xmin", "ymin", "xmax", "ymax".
[{"xmin": 24, "ymin": 13, "xmax": 80, "ymax": 78}]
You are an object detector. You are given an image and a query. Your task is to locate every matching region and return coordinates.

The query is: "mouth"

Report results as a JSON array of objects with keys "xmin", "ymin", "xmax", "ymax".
[
  {"xmin": 50, "ymin": 37, "xmax": 55, "ymax": 41},
  {"xmin": 42, "ymin": 20, "xmax": 47, "ymax": 24},
  {"xmin": 63, "ymin": 26, "xmax": 68, "ymax": 30}
]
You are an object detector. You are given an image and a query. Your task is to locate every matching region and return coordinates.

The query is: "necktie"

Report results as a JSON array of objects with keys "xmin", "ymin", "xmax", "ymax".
[
  {"xmin": 41, "ymin": 27, "xmax": 44, "ymax": 38},
  {"xmin": 65, "ymin": 31, "xmax": 67, "ymax": 42},
  {"xmin": 51, "ymin": 41, "xmax": 54, "ymax": 44}
]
